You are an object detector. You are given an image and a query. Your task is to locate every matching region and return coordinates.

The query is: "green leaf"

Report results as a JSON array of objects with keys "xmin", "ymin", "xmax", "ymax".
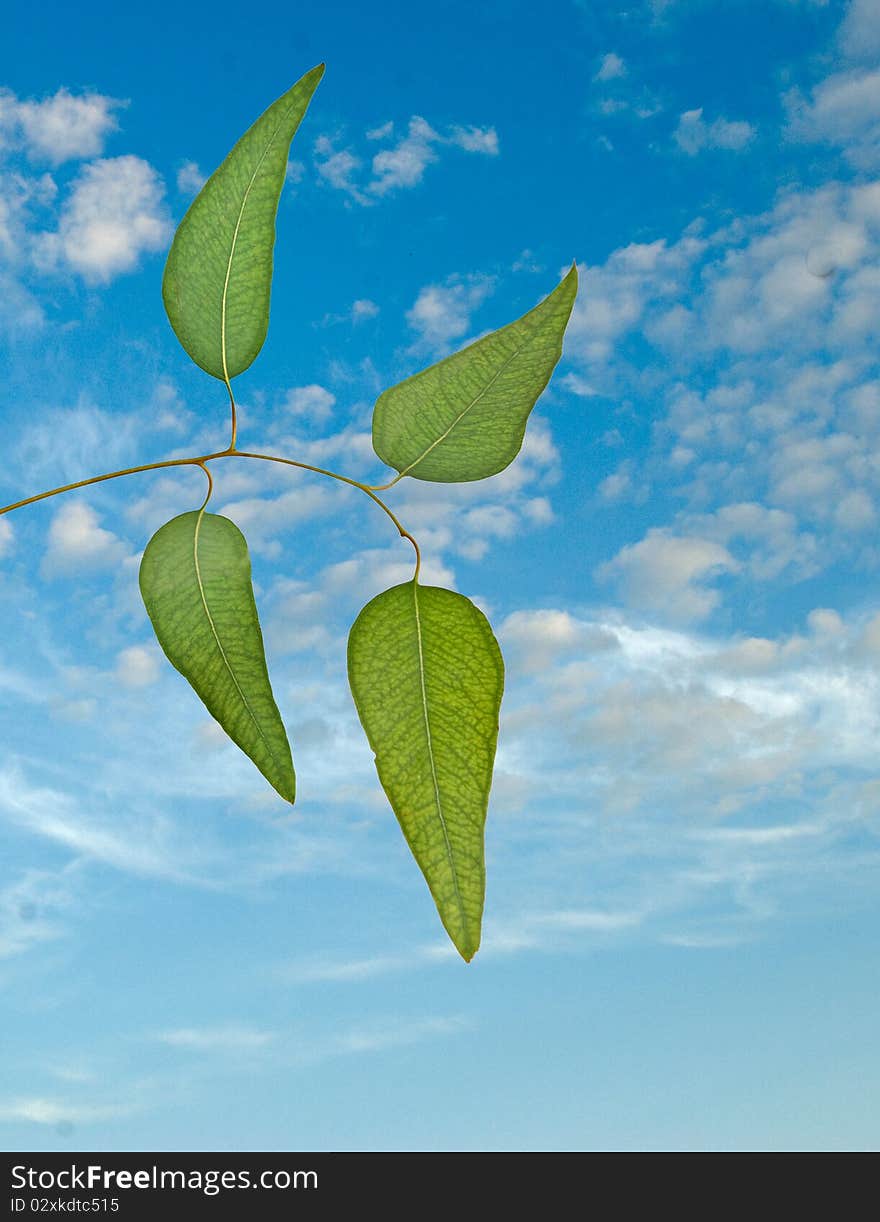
[
  {"xmin": 139, "ymin": 510, "xmax": 295, "ymax": 803},
  {"xmin": 347, "ymin": 581, "xmax": 504, "ymax": 961},
  {"xmin": 162, "ymin": 64, "xmax": 325, "ymax": 382},
  {"xmin": 372, "ymin": 264, "xmax": 578, "ymax": 483}
]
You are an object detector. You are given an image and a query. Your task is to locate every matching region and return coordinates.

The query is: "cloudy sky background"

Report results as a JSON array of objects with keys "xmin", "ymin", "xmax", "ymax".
[{"xmin": 1, "ymin": 0, "xmax": 879, "ymax": 1150}]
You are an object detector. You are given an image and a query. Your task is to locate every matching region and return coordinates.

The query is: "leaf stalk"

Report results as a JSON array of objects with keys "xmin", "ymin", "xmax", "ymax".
[{"xmin": 0, "ymin": 447, "xmax": 420, "ymax": 577}]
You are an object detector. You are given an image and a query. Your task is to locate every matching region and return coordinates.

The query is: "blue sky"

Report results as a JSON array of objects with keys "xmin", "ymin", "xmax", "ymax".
[{"xmin": 1, "ymin": 0, "xmax": 879, "ymax": 1151}]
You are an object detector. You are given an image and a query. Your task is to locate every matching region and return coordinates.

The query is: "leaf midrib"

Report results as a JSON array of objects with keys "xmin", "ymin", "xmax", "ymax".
[
  {"xmin": 412, "ymin": 581, "xmax": 469, "ymax": 940},
  {"xmin": 192, "ymin": 510, "xmax": 285, "ymax": 776},
  {"xmin": 219, "ymin": 97, "xmax": 301, "ymax": 384},
  {"xmin": 395, "ymin": 309, "xmax": 551, "ymax": 479}
]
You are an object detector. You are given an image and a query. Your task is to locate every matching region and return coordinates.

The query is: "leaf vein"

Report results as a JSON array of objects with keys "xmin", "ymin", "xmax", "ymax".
[
  {"xmin": 192, "ymin": 509, "xmax": 283, "ymax": 774},
  {"xmin": 396, "ymin": 314, "xmax": 549, "ymax": 479},
  {"xmin": 220, "ymin": 99, "xmax": 300, "ymax": 385},
  {"xmin": 412, "ymin": 581, "xmax": 468, "ymax": 935}
]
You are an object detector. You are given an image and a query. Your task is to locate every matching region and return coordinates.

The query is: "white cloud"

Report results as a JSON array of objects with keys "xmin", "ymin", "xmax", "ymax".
[
  {"xmin": 42, "ymin": 501, "xmax": 130, "ymax": 577},
  {"xmin": 591, "ymin": 57, "xmax": 662, "ymax": 123},
  {"xmin": 176, "ymin": 160, "xmax": 205, "ymax": 194},
  {"xmin": 598, "ymin": 466, "xmax": 638, "ymax": 503},
  {"xmin": 501, "ymin": 609, "xmax": 614, "ymax": 672},
  {"xmin": 315, "ymin": 114, "xmax": 499, "ymax": 203},
  {"xmin": 808, "ymin": 607, "xmax": 844, "ymax": 636},
  {"xmin": 684, "ymin": 502, "xmax": 818, "ymax": 582},
  {"xmin": 405, "ymin": 272, "xmax": 495, "ymax": 354},
  {"xmin": 566, "ymin": 235, "xmax": 704, "ymax": 364},
  {"xmin": 319, "ymin": 298, "xmax": 380, "ymax": 327},
  {"xmin": 37, "ymin": 155, "xmax": 170, "ymax": 283},
  {"xmin": 496, "ymin": 602, "xmax": 880, "ymax": 853},
  {"xmin": 263, "ymin": 593, "xmax": 880, "ymax": 958},
  {"xmin": 246, "ymin": 400, "xmax": 559, "ymax": 595},
  {"xmin": 483, "ymin": 908, "xmax": 642, "ymax": 954},
  {"xmin": 0, "ymin": 170, "xmax": 56, "ymax": 257},
  {"xmin": 11, "ymin": 403, "xmax": 146, "ymax": 488},
  {"xmin": 281, "ymin": 948, "xmax": 438, "ymax": 983},
  {"xmin": 382, "ymin": 414, "xmax": 560, "ymax": 563},
  {"xmin": 319, "ymin": 546, "xmax": 454, "ymax": 605},
  {"xmin": 558, "ymin": 171, "xmax": 880, "ymax": 624},
  {"xmin": 0, "ymin": 518, "xmax": 12, "ymax": 557},
  {"xmin": 219, "ymin": 484, "xmax": 332, "ymax": 556},
  {"xmin": 0, "ymin": 1097, "xmax": 133, "ymax": 1127},
  {"xmin": 7, "ymin": 87, "xmax": 123, "ymax": 164},
  {"xmin": 281, "ymin": 906, "xmax": 641, "ymax": 980},
  {"xmin": 595, "ymin": 52, "xmax": 627, "ymax": 81},
  {"xmin": 0, "ymin": 865, "xmax": 78, "ymax": 959},
  {"xmin": 370, "ymin": 116, "xmax": 498, "ymax": 194},
  {"xmin": 0, "ymin": 767, "xmax": 190, "ymax": 880},
  {"xmin": 351, "ymin": 297, "xmax": 379, "ymax": 322},
  {"xmin": 567, "ymin": 180, "xmax": 880, "ymax": 395},
  {"xmin": 0, "ymin": 271, "xmax": 44, "ymax": 333},
  {"xmin": 0, "ymin": 750, "xmax": 338, "ymax": 889},
  {"xmin": 674, "ymin": 107, "xmax": 756, "ymax": 154},
  {"xmin": 366, "ymin": 120, "xmax": 394, "ymax": 141},
  {"xmin": 282, "ymin": 384, "xmax": 336, "ymax": 422},
  {"xmin": 785, "ymin": 68, "xmax": 880, "ymax": 168},
  {"xmin": 701, "ymin": 186, "xmax": 875, "ymax": 352},
  {"xmin": 157, "ymin": 1025, "xmax": 274, "ymax": 1052},
  {"xmin": 838, "ymin": 0, "xmax": 880, "ymax": 60},
  {"xmin": 306, "ymin": 1016, "xmax": 469, "ymax": 1062},
  {"xmin": 115, "ymin": 645, "xmax": 160, "ymax": 689},
  {"xmin": 368, "ymin": 115, "xmax": 440, "ymax": 196},
  {"xmin": 598, "ymin": 530, "xmax": 739, "ymax": 622},
  {"xmin": 154, "ymin": 1013, "xmax": 469, "ymax": 1068},
  {"xmin": 0, "ymin": 171, "xmax": 55, "ymax": 331},
  {"xmin": 313, "ymin": 135, "xmax": 366, "ymax": 203},
  {"xmin": 448, "ymin": 124, "xmax": 499, "ymax": 155},
  {"xmin": 0, "ymin": 91, "xmax": 15, "ymax": 153}
]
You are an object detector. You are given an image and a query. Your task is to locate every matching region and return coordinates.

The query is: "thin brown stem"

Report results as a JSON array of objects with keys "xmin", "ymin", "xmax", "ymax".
[
  {"xmin": 233, "ymin": 450, "xmax": 422, "ymax": 573},
  {"xmin": 364, "ymin": 472, "xmax": 404, "ymax": 492},
  {"xmin": 0, "ymin": 446, "xmax": 421, "ymax": 577},
  {"xmin": 195, "ymin": 461, "xmax": 215, "ymax": 511},
  {"xmin": 0, "ymin": 452, "xmax": 230, "ymax": 518},
  {"xmin": 224, "ymin": 378, "xmax": 238, "ymax": 451}
]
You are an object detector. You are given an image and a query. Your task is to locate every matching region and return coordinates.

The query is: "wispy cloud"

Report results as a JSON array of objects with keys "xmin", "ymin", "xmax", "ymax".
[
  {"xmin": 41, "ymin": 500, "xmax": 132, "ymax": 578},
  {"xmin": 785, "ymin": 67, "xmax": 880, "ymax": 170},
  {"xmin": 674, "ymin": 107, "xmax": 756, "ymax": 154},
  {"xmin": 157, "ymin": 1025, "xmax": 276, "ymax": 1052},
  {"xmin": 314, "ymin": 114, "xmax": 499, "ymax": 205},
  {"xmin": 0, "ymin": 767, "xmax": 193, "ymax": 880},
  {"xmin": 404, "ymin": 272, "xmax": 495, "ymax": 355},
  {"xmin": 280, "ymin": 909, "xmax": 642, "ymax": 983},
  {"xmin": 0, "ymin": 1097, "xmax": 136, "ymax": 1127},
  {"xmin": 176, "ymin": 160, "xmax": 205, "ymax": 195},
  {"xmin": 838, "ymin": 0, "xmax": 880, "ymax": 61},
  {"xmin": 0, "ymin": 864, "xmax": 81, "ymax": 959},
  {"xmin": 595, "ymin": 52, "xmax": 627, "ymax": 82},
  {"xmin": 153, "ymin": 1015, "xmax": 470, "ymax": 1068}
]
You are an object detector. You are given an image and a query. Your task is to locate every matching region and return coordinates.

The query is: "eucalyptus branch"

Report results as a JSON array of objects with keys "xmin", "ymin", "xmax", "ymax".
[
  {"xmin": 0, "ymin": 451, "xmax": 229, "ymax": 517},
  {"xmin": 0, "ymin": 447, "xmax": 420, "ymax": 573},
  {"xmin": 4, "ymin": 63, "xmax": 577, "ymax": 961}
]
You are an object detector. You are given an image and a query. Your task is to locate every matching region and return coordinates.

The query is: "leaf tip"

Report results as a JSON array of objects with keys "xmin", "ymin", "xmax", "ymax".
[
  {"xmin": 453, "ymin": 926, "xmax": 481, "ymax": 963},
  {"xmin": 276, "ymin": 769, "xmax": 297, "ymax": 806}
]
